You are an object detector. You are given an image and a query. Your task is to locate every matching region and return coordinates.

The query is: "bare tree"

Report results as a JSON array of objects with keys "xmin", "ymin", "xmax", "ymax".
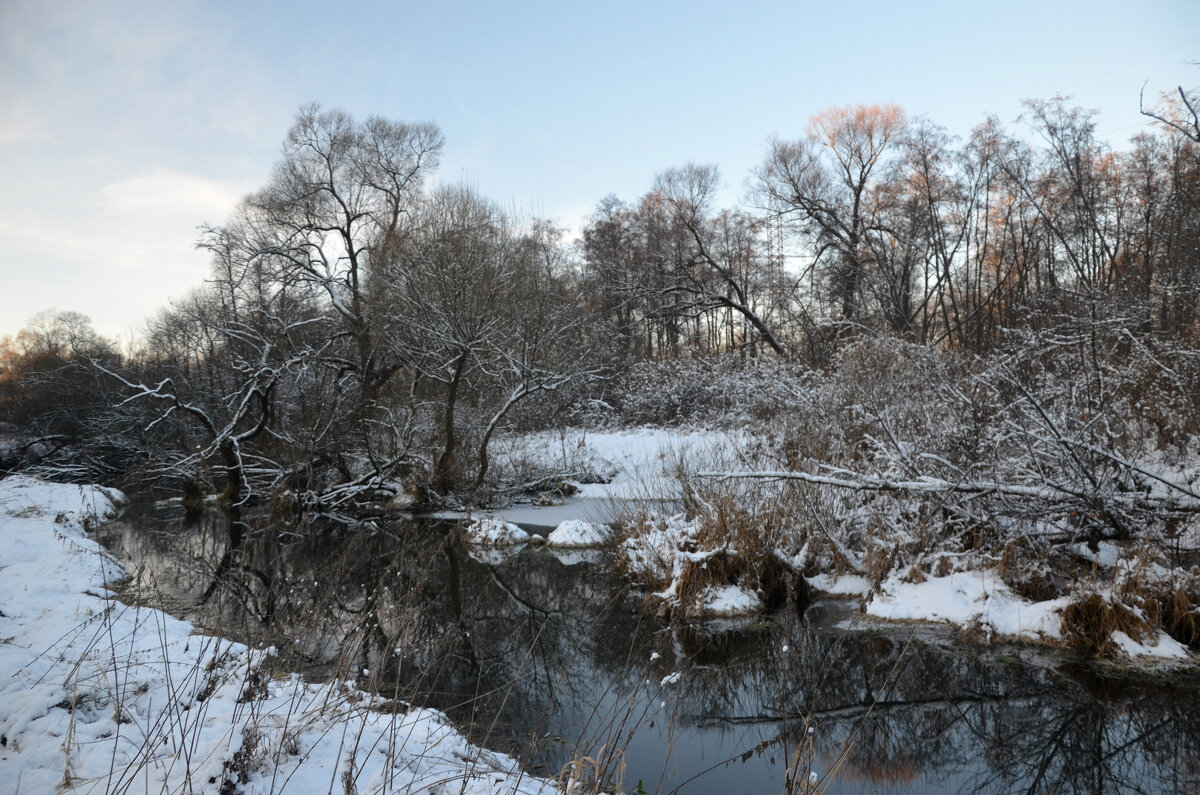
[
  {"xmin": 375, "ymin": 187, "xmax": 593, "ymax": 493},
  {"xmin": 1140, "ymin": 82, "xmax": 1200, "ymax": 144},
  {"xmin": 221, "ymin": 104, "xmax": 444, "ymax": 408},
  {"xmin": 0, "ymin": 311, "xmax": 122, "ymax": 478},
  {"xmin": 654, "ymin": 163, "xmax": 786, "ymax": 355},
  {"xmin": 758, "ymin": 104, "xmax": 908, "ymax": 324}
]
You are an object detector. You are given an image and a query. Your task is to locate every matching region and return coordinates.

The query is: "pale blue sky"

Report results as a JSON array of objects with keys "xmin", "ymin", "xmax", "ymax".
[{"xmin": 2, "ymin": 0, "xmax": 1197, "ymax": 339}]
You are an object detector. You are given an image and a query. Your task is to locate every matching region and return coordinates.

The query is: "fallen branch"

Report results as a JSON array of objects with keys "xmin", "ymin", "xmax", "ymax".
[{"xmin": 696, "ymin": 468, "xmax": 1200, "ymax": 513}]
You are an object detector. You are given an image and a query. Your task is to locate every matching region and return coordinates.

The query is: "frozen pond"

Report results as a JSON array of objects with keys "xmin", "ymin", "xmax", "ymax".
[{"xmin": 98, "ymin": 503, "xmax": 1200, "ymax": 794}]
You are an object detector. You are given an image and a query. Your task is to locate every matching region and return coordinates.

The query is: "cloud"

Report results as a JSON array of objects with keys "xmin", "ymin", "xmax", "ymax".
[
  {"xmin": 100, "ymin": 168, "xmax": 246, "ymax": 218},
  {"xmin": 0, "ymin": 168, "xmax": 253, "ymax": 337},
  {"xmin": 553, "ymin": 204, "xmax": 593, "ymax": 245},
  {"xmin": 0, "ymin": 98, "xmax": 44, "ymax": 146}
]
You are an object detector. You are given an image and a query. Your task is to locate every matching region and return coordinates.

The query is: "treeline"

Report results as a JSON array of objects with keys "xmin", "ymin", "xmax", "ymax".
[
  {"xmin": 1, "ymin": 91, "xmax": 1198, "ymax": 515},
  {"xmin": 584, "ymin": 97, "xmax": 1199, "ymax": 359}
]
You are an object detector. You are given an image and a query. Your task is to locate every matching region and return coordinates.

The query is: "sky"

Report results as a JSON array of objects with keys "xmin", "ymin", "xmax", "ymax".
[{"xmin": 1, "ymin": 0, "xmax": 1197, "ymax": 340}]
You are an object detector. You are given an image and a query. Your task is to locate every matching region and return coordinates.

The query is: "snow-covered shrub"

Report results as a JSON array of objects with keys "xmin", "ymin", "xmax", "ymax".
[
  {"xmin": 1054, "ymin": 547, "xmax": 1199, "ymax": 659},
  {"xmin": 720, "ymin": 327, "xmax": 1200, "ymax": 591},
  {"xmin": 614, "ymin": 470, "xmax": 810, "ymax": 619},
  {"xmin": 615, "ymin": 512, "xmax": 775, "ymax": 618},
  {"xmin": 590, "ymin": 323, "xmax": 1200, "ymax": 635},
  {"xmin": 611, "ymin": 351, "xmax": 807, "ymax": 427}
]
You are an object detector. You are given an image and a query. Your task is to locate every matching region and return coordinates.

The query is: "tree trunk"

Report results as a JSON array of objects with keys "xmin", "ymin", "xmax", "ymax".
[{"xmin": 434, "ymin": 352, "xmax": 469, "ymax": 492}]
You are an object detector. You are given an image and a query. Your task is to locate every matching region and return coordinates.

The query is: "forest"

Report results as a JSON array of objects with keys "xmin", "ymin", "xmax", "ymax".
[{"xmin": 2, "ymin": 88, "xmax": 1200, "ymax": 656}]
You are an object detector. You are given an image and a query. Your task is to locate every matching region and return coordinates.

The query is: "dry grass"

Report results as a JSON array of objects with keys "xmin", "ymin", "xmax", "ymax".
[
  {"xmin": 1060, "ymin": 592, "xmax": 1151, "ymax": 655},
  {"xmin": 555, "ymin": 744, "xmax": 629, "ymax": 794},
  {"xmin": 1159, "ymin": 581, "xmax": 1200, "ymax": 649},
  {"xmin": 1116, "ymin": 565, "xmax": 1200, "ymax": 651}
]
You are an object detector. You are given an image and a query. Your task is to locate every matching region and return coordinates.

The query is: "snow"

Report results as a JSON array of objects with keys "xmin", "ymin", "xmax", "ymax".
[
  {"xmin": 464, "ymin": 427, "xmax": 746, "ymax": 530},
  {"xmin": 563, "ymin": 427, "xmax": 741, "ymax": 500},
  {"xmin": 863, "ymin": 568, "xmax": 1188, "ymax": 661},
  {"xmin": 544, "ymin": 519, "xmax": 611, "ymax": 548},
  {"xmin": 496, "ymin": 427, "xmax": 719, "ymax": 495},
  {"xmin": 463, "ymin": 516, "xmax": 530, "ymax": 546},
  {"xmin": 1067, "ymin": 541, "xmax": 1123, "ymax": 568},
  {"xmin": 0, "ymin": 475, "xmax": 553, "ymax": 793},
  {"xmin": 808, "ymin": 573, "xmax": 871, "ymax": 596},
  {"xmin": 1110, "ymin": 630, "xmax": 1191, "ymax": 661},
  {"xmin": 695, "ymin": 584, "xmax": 762, "ymax": 617},
  {"xmin": 866, "ymin": 569, "xmax": 1067, "ymax": 641}
]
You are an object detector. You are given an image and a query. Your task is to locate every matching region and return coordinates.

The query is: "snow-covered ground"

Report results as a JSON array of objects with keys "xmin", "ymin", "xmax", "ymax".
[
  {"xmin": 464, "ymin": 427, "xmax": 745, "ymax": 528},
  {"xmin": 0, "ymin": 475, "xmax": 555, "ymax": 794},
  {"xmin": 463, "ymin": 516, "xmax": 531, "ymax": 546}
]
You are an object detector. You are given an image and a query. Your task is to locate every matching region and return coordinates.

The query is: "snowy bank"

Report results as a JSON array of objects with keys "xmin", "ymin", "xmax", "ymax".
[
  {"xmin": 866, "ymin": 570, "xmax": 1067, "ymax": 642},
  {"xmin": 0, "ymin": 475, "xmax": 554, "ymax": 794},
  {"xmin": 859, "ymin": 569, "xmax": 1193, "ymax": 662}
]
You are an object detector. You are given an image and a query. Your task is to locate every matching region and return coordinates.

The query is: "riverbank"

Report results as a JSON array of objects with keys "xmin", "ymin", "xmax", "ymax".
[
  {"xmin": 17, "ymin": 474, "xmax": 1200, "ymax": 793},
  {"xmin": 0, "ymin": 475, "xmax": 554, "ymax": 794},
  {"xmin": 475, "ymin": 427, "xmax": 1200, "ymax": 664}
]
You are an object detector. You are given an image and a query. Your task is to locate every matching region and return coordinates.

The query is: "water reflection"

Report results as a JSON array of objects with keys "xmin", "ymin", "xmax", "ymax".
[{"xmin": 98, "ymin": 504, "xmax": 1200, "ymax": 794}]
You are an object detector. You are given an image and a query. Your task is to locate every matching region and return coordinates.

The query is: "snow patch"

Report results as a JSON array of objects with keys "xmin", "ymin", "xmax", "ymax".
[
  {"xmin": 546, "ymin": 519, "xmax": 612, "ymax": 548},
  {"xmin": 463, "ymin": 516, "xmax": 530, "ymax": 546},
  {"xmin": 1110, "ymin": 630, "xmax": 1190, "ymax": 661},
  {"xmin": 808, "ymin": 573, "xmax": 871, "ymax": 596},
  {"xmin": 866, "ymin": 569, "xmax": 1067, "ymax": 641},
  {"xmin": 1067, "ymin": 541, "xmax": 1123, "ymax": 568},
  {"xmin": 697, "ymin": 584, "xmax": 762, "ymax": 616}
]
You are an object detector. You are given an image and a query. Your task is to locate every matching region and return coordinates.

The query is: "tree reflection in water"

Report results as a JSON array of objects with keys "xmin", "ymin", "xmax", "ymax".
[{"xmin": 100, "ymin": 505, "xmax": 1200, "ymax": 794}]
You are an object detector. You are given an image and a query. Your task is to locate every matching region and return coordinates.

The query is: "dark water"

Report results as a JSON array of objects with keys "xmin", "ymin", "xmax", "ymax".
[{"xmin": 97, "ymin": 503, "xmax": 1200, "ymax": 794}]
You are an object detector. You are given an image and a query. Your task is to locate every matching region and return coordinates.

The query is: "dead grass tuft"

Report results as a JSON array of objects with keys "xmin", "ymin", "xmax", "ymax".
[
  {"xmin": 1160, "ymin": 583, "xmax": 1200, "ymax": 649},
  {"xmin": 675, "ymin": 549, "xmax": 752, "ymax": 601},
  {"xmin": 555, "ymin": 743, "xmax": 627, "ymax": 794},
  {"xmin": 1060, "ymin": 592, "xmax": 1150, "ymax": 656},
  {"xmin": 863, "ymin": 540, "xmax": 895, "ymax": 588},
  {"xmin": 1117, "ymin": 567, "xmax": 1200, "ymax": 650},
  {"xmin": 683, "ymin": 493, "xmax": 810, "ymax": 615}
]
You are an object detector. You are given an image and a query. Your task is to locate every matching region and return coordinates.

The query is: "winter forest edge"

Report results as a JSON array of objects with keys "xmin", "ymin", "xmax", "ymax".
[{"xmin": 3, "ymin": 86, "xmax": 1200, "ymax": 790}]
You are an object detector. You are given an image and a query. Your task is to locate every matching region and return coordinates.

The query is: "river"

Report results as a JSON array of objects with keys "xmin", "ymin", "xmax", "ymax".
[{"xmin": 97, "ymin": 501, "xmax": 1200, "ymax": 794}]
